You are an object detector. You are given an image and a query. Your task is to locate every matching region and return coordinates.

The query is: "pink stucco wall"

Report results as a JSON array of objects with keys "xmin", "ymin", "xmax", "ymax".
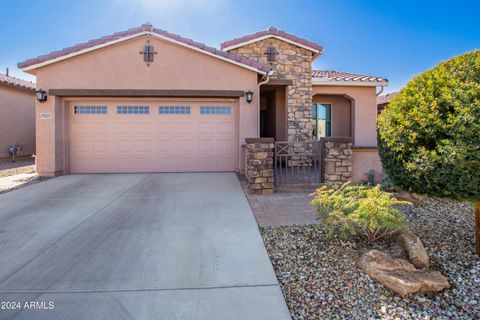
[
  {"xmin": 32, "ymin": 36, "xmax": 260, "ymax": 176},
  {"xmin": 0, "ymin": 85, "xmax": 35, "ymax": 159},
  {"xmin": 313, "ymin": 85, "xmax": 382, "ymax": 183},
  {"xmin": 352, "ymin": 148, "xmax": 383, "ymax": 183},
  {"xmin": 312, "ymin": 85, "xmax": 378, "ymax": 146}
]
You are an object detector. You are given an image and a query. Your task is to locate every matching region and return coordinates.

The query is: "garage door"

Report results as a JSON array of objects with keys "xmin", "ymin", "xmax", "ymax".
[{"xmin": 69, "ymin": 100, "xmax": 237, "ymax": 173}]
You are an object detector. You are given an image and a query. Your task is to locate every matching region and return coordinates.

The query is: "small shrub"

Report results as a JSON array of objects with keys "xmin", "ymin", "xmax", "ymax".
[
  {"xmin": 380, "ymin": 171, "xmax": 395, "ymax": 192},
  {"xmin": 365, "ymin": 169, "xmax": 378, "ymax": 186},
  {"xmin": 310, "ymin": 183, "xmax": 409, "ymax": 242}
]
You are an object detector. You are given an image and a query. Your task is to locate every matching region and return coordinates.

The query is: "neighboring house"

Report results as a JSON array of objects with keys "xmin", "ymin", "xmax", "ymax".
[
  {"xmin": 377, "ymin": 92, "xmax": 398, "ymax": 114},
  {"xmin": 18, "ymin": 23, "xmax": 386, "ymax": 182},
  {"xmin": 0, "ymin": 72, "xmax": 35, "ymax": 160}
]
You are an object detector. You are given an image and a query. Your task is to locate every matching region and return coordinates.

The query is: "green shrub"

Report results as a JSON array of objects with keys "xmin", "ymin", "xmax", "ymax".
[
  {"xmin": 310, "ymin": 183, "xmax": 408, "ymax": 241},
  {"xmin": 377, "ymin": 50, "xmax": 480, "ymax": 199}
]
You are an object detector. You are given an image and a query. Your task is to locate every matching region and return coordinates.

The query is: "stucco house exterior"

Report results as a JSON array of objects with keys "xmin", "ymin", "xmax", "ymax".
[
  {"xmin": 18, "ymin": 23, "xmax": 386, "ymax": 184},
  {"xmin": 0, "ymin": 72, "xmax": 36, "ymax": 160}
]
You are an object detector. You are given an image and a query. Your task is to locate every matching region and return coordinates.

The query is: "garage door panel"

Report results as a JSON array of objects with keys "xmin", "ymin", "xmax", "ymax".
[
  {"xmin": 70, "ymin": 102, "xmax": 236, "ymax": 173},
  {"xmin": 197, "ymin": 139, "xmax": 215, "ymax": 153},
  {"xmin": 217, "ymin": 139, "xmax": 235, "ymax": 152},
  {"xmin": 134, "ymin": 122, "xmax": 153, "ymax": 134},
  {"xmin": 115, "ymin": 141, "xmax": 134, "ymax": 153},
  {"xmin": 91, "ymin": 140, "xmax": 110, "ymax": 153}
]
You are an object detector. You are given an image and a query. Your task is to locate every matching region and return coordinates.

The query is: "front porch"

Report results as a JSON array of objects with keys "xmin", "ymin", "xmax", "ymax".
[
  {"xmin": 244, "ymin": 84, "xmax": 381, "ymax": 194},
  {"xmin": 259, "ymin": 84, "xmax": 354, "ymax": 143}
]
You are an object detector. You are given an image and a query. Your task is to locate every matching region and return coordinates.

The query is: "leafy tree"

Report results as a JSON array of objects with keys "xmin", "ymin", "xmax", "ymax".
[{"xmin": 377, "ymin": 50, "xmax": 480, "ymax": 254}]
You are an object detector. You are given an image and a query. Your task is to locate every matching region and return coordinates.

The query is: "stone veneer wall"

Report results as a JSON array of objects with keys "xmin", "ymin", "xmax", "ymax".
[
  {"xmin": 243, "ymin": 138, "xmax": 274, "ymax": 194},
  {"xmin": 228, "ymin": 38, "xmax": 313, "ymax": 141},
  {"xmin": 322, "ymin": 138, "xmax": 353, "ymax": 184}
]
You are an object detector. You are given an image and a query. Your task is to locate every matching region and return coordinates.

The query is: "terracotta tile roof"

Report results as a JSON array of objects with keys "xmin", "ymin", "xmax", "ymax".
[
  {"xmin": 312, "ymin": 70, "xmax": 387, "ymax": 83},
  {"xmin": 0, "ymin": 73, "xmax": 35, "ymax": 91},
  {"xmin": 220, "ymin": 26, "xmax": 323, "ymax": 54},
  {"xmin": 377, "ymin": 92, "xmax": 399, "ymax": 105},
  {"xmin": 18, "ymin": 23, "xmax": 272, "ymax": 74}
]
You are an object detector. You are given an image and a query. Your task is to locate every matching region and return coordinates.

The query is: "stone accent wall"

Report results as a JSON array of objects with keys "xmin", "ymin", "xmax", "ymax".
[
  {"xmin": 228, "ymin": 38, "xmax": 313, "ymax": 141},
  {"xmin": 244, "ymin": 138, "xmax": 274, "ymax": 194},
  {"xmin": 323, "ymin": 138, "xmax": 353, "ymax": 184}
]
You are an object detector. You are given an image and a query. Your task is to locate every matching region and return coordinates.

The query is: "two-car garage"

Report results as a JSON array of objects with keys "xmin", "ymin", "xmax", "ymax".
[
  {"xmin": 19, "ymin": 25, "xmax": 266, "ymax": 176},
  {"xmin": 68, "ymin": 99, "xmax": 237, "ymax": 173}
]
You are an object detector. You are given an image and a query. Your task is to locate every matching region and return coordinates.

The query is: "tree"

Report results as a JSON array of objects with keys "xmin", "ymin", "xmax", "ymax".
[{"xmin": 377, "ymin": 50, "xmax": 480, "ymax": 255}]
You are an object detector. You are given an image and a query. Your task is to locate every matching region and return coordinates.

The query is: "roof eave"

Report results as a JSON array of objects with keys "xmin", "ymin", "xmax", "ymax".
[
  {"xmin": 0, "ymin": 81, "xmax": 36, "ymax": 93},
  {"xmin": 312, "ymin": 79, "xmax": 389, "ymax": 87},
  {"xmin": 19, "ymin": 31, "xmax": 268, "ymax": 75}
]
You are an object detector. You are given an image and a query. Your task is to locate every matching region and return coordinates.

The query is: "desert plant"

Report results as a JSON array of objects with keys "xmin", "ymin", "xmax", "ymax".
[
  {"xmin": 311, "ymin": 183, "xmax": 409, "ymax": 242},
  {"xmin": 377, "ymin": 50, "xmax": 480, "ymax": 254},
  {"xmin": 365, "ymin": 169, "xmax": 378, "ymax": 186},
  {"xmin": 380, "ymin": 171, "xmax": 395, "ymax": 192}
]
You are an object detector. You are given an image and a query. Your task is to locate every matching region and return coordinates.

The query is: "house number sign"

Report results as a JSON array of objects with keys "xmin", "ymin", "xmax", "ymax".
[{"xmin": 38, "ymin": 113, "xmax": 52, "ymax": 119}]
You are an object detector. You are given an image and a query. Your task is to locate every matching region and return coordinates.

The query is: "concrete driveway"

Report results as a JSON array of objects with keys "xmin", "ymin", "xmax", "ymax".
[{"xmin": 0, "ymin": 173, "xmax": 290, "ymax": 320}]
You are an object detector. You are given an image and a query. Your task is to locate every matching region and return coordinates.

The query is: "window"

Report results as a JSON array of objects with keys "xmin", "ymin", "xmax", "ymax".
[
  {"xmin": 312, "ymin": 103, "xmax": 331, "ymax": 139},
  {"xmin": 200, "ymin": 106, "xmax": 231, "ymax": 115},
  {"xmin": 117, "ymin": 106, "xmax": 150, "ymax": 115},
  {"xmin": 74, "ymin": 106, "xmax": 107, "ymax": 114},
  {"xmin": 159, "ymin": 106, "xmax": 191, "ymax": 114}
]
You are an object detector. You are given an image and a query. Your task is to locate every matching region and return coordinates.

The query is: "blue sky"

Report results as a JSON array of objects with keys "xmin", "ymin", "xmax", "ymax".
[{"xmin": 1, "ymin": 0, "xmax": 478, "ymax": 93}]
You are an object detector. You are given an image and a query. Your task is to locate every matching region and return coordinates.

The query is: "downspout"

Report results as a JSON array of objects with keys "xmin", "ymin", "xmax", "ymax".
[
  {"xmin": 257, "ymin": 70, "xmax": 273, "ymax": 136},
  {"xmin": 376, "ymin": 85, "xmax": 385, "ymax": 96}
]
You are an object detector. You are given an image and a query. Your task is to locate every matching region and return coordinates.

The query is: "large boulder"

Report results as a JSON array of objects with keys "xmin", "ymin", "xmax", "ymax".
[
  {"xmin": 359, "ymin": 250, "xmax": 449, "ymax": 296},
  {"xmin": 398, "ymin": 229, "xmax": 430, "ymax": 268}
]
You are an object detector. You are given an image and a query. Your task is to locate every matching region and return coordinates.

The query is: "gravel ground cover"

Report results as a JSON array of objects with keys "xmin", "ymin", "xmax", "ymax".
[
  {"xmin": 261, "ymin": 198, "xmax": 479, "ymax": 319},
  {"xmin": 0, "ymin": 158, "xmax": 35, "ymax": 177}
]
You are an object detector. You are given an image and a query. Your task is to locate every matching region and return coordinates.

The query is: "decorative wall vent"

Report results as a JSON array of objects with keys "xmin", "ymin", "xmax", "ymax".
[
  {"xmin": 139, "ymin": 40, "xmax": 157, "ymax": 66},
  {"xmin": 264, "ymin": 46, "xmax": 277, "ymax": 62}
]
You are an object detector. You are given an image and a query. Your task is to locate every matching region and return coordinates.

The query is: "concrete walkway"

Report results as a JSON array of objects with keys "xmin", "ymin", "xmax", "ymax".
[{"xmin": 0, "ymin": 173, "xmax": 291, "ymax": 320}]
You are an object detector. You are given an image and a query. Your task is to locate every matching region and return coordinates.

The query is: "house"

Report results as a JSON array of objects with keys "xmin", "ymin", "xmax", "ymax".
[
  {"xmin": 377, "ymin": 92, "xmax": 398, "ymax": 114},
  {"xmin": 18, "ymin": 23, "xmax": 386, "ymax": 183},
  {"xmin": 0, "ymin": 72, "xmax": 36, "ymax": 160}
]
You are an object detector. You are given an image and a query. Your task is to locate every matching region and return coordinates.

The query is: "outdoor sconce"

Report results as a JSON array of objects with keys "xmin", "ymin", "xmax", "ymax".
[
  {"xmin": 36, "ymin": 89, "xmax": 47, "ymax": 103},
  {"xmin": 245, "ymin": 90, "xmax": 254, "ymax": 104}
]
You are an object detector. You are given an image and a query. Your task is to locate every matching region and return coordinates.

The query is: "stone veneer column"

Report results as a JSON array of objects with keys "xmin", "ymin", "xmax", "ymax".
[
  {"xmin": 243, "ymin": 138, "xmax": 275, "ymax": 194},
  {"xmin": 323, "ymin": 138, "xmax": 353, "ymax": 184},
  {"xmin": 228, "ymin": 38, "xmax": 313, "ymax": 142}
]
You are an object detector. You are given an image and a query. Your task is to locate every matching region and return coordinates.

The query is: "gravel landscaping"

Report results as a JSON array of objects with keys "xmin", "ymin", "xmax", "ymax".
[
  {"xmin": 0, "ymin": 158, "xmax": 35, "ymax": 177},
  {"xmin": 261, "ymin": 197, "xmax": 479, "ymax": 319}
]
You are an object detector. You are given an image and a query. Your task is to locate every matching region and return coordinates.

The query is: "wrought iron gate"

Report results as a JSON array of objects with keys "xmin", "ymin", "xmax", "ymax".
[{"xmin": 274, "ymin": 141, "xmax": 323, "ymax": 186}]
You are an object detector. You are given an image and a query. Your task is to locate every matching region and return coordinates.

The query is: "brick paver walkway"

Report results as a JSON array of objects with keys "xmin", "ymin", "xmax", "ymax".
[{"xmin": 239, "ymin": 175, "xmax": 318, "ymax": 227}]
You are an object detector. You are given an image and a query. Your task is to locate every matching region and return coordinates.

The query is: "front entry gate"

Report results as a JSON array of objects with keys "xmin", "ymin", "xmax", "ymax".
[{"xmin": 274, "ymin": 141, "xmax": 323, "ymax": 186}]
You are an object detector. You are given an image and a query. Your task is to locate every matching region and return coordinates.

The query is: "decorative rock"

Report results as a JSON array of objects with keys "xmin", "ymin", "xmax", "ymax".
[
  {"xmin": 398, "ymin": 229, "xmax": 430, "ymax": 268},
  {"xmin": 359, "ymin": 250, "xmax": 450, "ymax": 297}
]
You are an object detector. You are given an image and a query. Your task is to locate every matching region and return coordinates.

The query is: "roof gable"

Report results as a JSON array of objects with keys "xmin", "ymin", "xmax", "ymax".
[
  {"xmin": 18, "ymin": 23, "xmax": 271, "ymax": 75},
  {"xmin": 220, "ymin": 27, "xmax": 323, "ymax": 57}
]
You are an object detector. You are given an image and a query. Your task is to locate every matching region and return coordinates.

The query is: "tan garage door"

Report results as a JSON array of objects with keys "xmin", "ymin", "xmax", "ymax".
[{"xmin": 69, "ymin": 100, "xmax": 237, "ymax": 173}]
